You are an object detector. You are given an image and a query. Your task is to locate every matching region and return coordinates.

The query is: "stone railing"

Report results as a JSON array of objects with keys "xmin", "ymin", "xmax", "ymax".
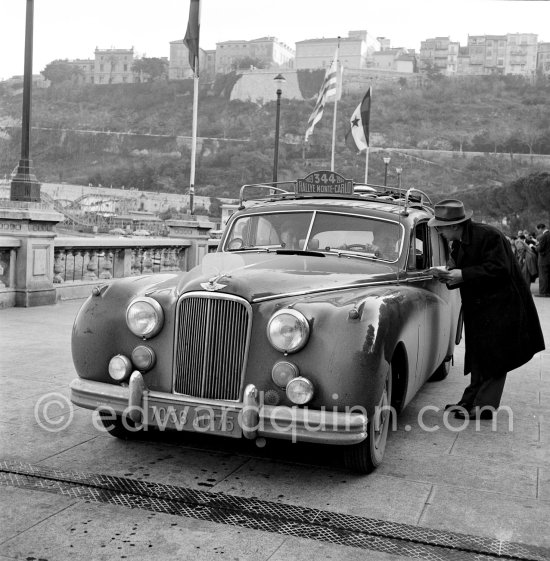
[
  {"xmin": 52, "ymin": 237, "xmax": 192, "ymax": 301},
  {"xmin": 0, "ymin": 199, "xmax": 222, "ymax": 308}
]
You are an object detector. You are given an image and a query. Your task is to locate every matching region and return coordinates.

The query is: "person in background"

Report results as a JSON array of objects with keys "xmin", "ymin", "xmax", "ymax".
[
  {"xmin": 429, "ymin": 200, "xmax": 545, "ymax": 420},
  {"xmin": 536, "ymin": 223, "xmax": 550, "ymax": 297},
  {"xmin": 515, "ymin": 235, "xmax": 538, "ymax": 289}
]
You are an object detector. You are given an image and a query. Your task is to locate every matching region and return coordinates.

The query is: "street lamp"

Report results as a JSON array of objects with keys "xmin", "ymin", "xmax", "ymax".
[
  {"xmin": 383, "ymin": 157, "xmax": 391, "ymax": 186},
  {"xmin": 272, "ymin": 73, "xmax": 286, "ymax": 184},
  {"xmin": 10, "ymin": 0, "xmax": 41, "ymax": 202}
]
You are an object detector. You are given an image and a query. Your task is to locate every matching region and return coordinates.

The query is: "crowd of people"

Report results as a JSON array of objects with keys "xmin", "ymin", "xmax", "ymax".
[{"xmin": 507, "ymin": 223, "xmax": 550, "ymax": 297}]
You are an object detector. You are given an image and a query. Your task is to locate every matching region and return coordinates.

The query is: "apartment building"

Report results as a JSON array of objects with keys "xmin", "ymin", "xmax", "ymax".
[
  {"xmin": 215, "ymin": 37, "xmax": 294, "ymax": 74},
  {"xmin": 419, "ymin": 37, "xmax": 459, "ymax": 75},
  {"xmin": 295, "ymin": 30, "xmax": 379, "ymax": 71},
  {"xmin": 94, "ymin": 48, "xmax": 135, "ymax": 84},
  {"xmin": 168, "ymin": 40, "xmax": 214, "ymax": 80},
  {"xmin": 505, "ymin": 33, "xmax": 538, "ymax": 76},
  {"xmin": 537, "ymin": 42, "xmax": 550, "ymax": 76}
]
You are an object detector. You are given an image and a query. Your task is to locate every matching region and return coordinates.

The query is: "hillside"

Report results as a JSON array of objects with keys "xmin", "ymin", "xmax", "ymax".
[{"xmin": 1, "ymin": 73, "xmax": 549, "ymax": 228}]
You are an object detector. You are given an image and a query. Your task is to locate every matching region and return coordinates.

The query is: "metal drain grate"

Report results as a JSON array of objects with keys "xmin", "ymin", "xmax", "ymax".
[{"xmin": 1, "ymin": 461, "xmax": 548, "ymax": 561}]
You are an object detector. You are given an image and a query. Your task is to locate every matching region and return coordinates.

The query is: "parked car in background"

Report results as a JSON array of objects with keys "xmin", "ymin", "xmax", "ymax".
[{"xmin": 70, "ymin": 171, "xmax": 461, "ymax": 473}]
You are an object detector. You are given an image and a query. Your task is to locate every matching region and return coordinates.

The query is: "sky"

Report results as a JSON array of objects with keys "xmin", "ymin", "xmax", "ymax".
[{"xmin": 1, "ymin": 0, "xmax": 549, "ymax": 80}]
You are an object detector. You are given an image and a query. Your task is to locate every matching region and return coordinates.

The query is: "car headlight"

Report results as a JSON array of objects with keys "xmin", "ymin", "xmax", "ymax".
[
  {"xmin": 267, "ymin": 309, "xmax": 310, "ymax": 353},
  {"xmin": 286, "ymin": 377, "xmax": 314, "ymax": 405},
  {"xmin": 126, "ymin": 297, "xmax": 164, "ymax": 339}
]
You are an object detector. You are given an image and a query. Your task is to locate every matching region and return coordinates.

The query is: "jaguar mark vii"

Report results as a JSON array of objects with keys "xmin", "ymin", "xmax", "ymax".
[{"xmin": 70, "ymin": 171, "xmax": 461, "ymax": 473}]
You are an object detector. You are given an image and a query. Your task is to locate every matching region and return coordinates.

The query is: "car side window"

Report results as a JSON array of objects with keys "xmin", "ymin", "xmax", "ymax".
[{"xmin": 409, "ymin": 222, "xmax": 431, "ymax": 270}]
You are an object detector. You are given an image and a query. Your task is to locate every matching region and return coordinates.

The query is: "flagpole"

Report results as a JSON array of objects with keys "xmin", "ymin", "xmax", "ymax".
[
  {"xmin": 364, "ymin": 85, "xmax": 372, "ymax": 183},
  {"xmin": 185, "ymin": 0, "xmax": 200, "ymax": 215},
  {"xmin": 330, "ymin": 38, "xmax": 341, "ymax": 172},
  {"xmin": 189, "ymin": 60, "xmax": 199, "ymax": 214}
]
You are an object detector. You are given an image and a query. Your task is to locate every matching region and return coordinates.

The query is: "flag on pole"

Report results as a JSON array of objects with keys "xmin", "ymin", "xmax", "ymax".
[
  {"xmin": 184, "ymin": 0, "xmax": 200, "ymax": 76},
  {"xmin": 345, "ymin": 87, "xmax": 371, "ymax": 152},
  {"xmin": 304, "ymin": 51, "xmax": 339, "ymax": 142}
]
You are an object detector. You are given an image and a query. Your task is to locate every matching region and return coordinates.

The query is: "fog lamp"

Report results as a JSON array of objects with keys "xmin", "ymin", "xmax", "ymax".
[
  {"xmin": 271, "ymin": 361, "xmax": 299, "ymax": 388},
  {"xmin": 286, "ymin": 376, "xmax": 314, "ymax": 405},
  {"xmin": 108, "ymin": 354, "xmax": 133, "ymax": 382},
  {"xmin": 131, "ymin": 345, "xmax": 156, "ymax": 371}
]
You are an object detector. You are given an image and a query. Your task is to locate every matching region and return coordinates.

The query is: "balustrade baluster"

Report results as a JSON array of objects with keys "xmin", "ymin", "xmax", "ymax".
[
  {"xmin": 53, "ymin": 249, "xmax": 65, "ymax": 283},
  {"xmin": 83, "ymin": 250, "xmax": 98, "ymax": 280},
  {"xmin": 99, "ymin": 250, "xmax": 113, "ymax": 279}
]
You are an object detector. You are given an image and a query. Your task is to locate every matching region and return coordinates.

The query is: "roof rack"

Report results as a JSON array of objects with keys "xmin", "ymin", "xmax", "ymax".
[{"xmin": 237, "ymin": 173, "xmax": 434, "ymax": 214}]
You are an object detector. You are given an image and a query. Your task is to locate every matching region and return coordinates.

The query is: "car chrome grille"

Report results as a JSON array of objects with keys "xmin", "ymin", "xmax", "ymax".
[{"xmin": 173, "ymin": 293, "xmax": 251, "ymax": 400}]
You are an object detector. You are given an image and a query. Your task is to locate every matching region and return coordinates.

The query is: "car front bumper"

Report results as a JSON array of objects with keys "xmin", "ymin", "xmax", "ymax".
[{"xmin": 70, "ymin": 372, "xmax": 368, "ymax": 445}]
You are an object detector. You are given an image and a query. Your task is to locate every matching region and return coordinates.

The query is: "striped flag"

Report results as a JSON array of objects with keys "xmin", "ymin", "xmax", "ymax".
[
  {"xmin": 345, "ymin": 87, "xmax": 371, "ymax": 152},
  {"xmin": 304, "ymin": 51, "xmax": 339, "ymax": 142}
]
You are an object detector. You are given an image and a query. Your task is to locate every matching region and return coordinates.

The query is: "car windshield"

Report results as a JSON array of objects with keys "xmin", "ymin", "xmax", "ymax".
[{"xmin": 224, "ymin": 211, "xmax": 403, "ymax": 262}]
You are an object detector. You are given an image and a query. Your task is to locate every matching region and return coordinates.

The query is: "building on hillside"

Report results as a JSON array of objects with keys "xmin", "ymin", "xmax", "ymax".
[
  {"xmin": 168, "ymin": 40, "xmax": 214, "ymax": 80},
  {"xmin": 419, "ymin": 37, "xmax": 459, "ymax": 75},
  {"xmin": 457, "ymin": 47, "xmax": 471, "ymax": 75},
  {"xmin": 371, "ymin": 47, "xmax": 415, "ymax": 73},
  {"xmin": 66, "ymin": 59, "xmax": 95, "ymax": 83},
  {"xmin": 94, "ymin": 48, "xmax": 135, "ymax": 84},
  {"xmin": 467, "ymin": 35, "xmax": 508, "ymax": 75},
  {"xmin": 537, "ymin": 42, "xmax": 550, "ymax": 76},
  {"xmin": 505, "ymin": 33, "xmax": 538, "ymax": 77},
  {"xmin": 377, "ymin": 37, "xmax": 391, "ymax": 51},
  {"xmin": 295, "ymin": 30, "xmax": 380, "ymax": 71},
  {"xmin": 215, "ymin": 37, "xmax": 294, "ymax": 74}
]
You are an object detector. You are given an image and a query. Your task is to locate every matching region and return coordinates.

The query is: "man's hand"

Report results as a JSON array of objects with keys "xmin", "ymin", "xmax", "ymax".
[{"xmin": 437, "ymin": 268, "xmax": 463, "ymax": 286}]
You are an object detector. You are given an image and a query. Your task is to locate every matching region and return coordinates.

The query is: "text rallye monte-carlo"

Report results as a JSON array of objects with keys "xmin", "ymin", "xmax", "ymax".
[{"xmin": 70, "ymin": 171, "xmax": 461, "ymax": 473}]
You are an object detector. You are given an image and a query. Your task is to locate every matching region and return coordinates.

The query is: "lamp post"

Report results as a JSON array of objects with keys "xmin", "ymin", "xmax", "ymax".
[
  {"xmin": 383, "ymin": 156, "xmax": 391, "ymax": 186},
  {"xmin": 272, "ymin": 73, "xmax": 286, "ymax": 184},
  {"xmin": 10, "ymin": 0, "xmax": 41, "ymax": 202}
]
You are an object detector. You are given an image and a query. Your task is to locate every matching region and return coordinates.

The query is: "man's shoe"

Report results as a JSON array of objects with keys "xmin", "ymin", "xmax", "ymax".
[
  {"xmin": 454, "ymin": 407, "xmax": 495, "ymax": 420},
  {"xmin": 444, "ymin": 401, "xmax": 470, "ymax": 411}
]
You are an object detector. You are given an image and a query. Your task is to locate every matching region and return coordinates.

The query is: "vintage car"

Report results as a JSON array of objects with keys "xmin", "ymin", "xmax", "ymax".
[{"xmin": 70, "ymin": 171, "xmax": 461, "ymax": 473}]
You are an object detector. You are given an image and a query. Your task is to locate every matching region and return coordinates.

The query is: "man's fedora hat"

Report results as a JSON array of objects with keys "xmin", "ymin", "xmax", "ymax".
[{"xmin": 428, "ymin": 199, "xmax": 473, "ymax": 227}]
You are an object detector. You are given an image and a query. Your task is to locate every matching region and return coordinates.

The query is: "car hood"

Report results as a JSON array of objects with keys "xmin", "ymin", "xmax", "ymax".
[{"xmin": 175, "ymin": 251, "xmax": 399, "ymax": 302}]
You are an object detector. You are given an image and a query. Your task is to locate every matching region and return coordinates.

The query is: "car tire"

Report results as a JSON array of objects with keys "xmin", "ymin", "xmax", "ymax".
[
  {"xmin": 343, "ymin": 364, "xmax": 393, "ymax": 474},
  {"xmin": 99, "ymin": 411, "xmax": 142, "ymax": 439},
  {"xmin": 428, "ymin": 359, "xmax": 450, "ymax": 382}
]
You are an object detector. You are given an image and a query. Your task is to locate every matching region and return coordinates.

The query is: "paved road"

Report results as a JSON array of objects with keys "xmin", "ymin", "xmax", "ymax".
[{"xmin": 0, "ymin": 286, "xmax": 549, "ymax": 561}]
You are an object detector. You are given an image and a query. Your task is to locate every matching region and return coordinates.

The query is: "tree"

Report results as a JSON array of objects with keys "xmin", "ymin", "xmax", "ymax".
[
  {"xmin": 132, "ymin": 57, "xmax": 168, "ymax": 82},
  {"xmin": 41, "ymin": 60, "xmax": 83, "ymax": 85}
]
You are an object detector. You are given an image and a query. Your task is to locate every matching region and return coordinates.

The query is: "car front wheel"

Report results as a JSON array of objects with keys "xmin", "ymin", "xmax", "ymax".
[{"xmin": 343, "ymin": 364, "xmax": 393, "ymax": 474}]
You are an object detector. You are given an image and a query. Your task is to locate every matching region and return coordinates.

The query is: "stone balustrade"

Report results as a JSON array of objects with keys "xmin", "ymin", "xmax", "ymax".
[{"xmin": 0, "ymin": 235, "xmax": 221, "ymax": 308}]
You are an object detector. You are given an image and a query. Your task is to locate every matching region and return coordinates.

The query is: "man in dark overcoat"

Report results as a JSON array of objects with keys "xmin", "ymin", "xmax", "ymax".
[
  {"xmin": 428, "ymin": 200, "xmax": 545, "ymax": 420},
  {"xmin": 536, "ymin": 223, "xmax": 550, "ymax": 297}
]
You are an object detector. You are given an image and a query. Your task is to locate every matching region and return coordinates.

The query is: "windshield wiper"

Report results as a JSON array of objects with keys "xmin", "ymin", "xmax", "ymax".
[{"xmin": 275, "ymin": 249, "xmax": 325, "ymax": 257}]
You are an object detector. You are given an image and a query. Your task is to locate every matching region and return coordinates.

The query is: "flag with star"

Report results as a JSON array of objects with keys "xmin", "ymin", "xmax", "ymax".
[{"xmin": 346, "ymin": 87, "xmax": 371, "ymax": 153}]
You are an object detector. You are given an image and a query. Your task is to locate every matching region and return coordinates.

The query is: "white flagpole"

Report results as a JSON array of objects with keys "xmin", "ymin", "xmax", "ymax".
[
  {"xmin": 189, "ymin": 66, "xmax": 198, "ymax": 214},
  {"xmin": 189, "ymin": 2, "xmax": 201, "ymax": 215},
  {"xmin": 364, "ymin": 85, "xmax": 372, "ymax": 183},
  {"xmin": 330, "ymin": 38, "xmax": 341, "ymax": 172}
]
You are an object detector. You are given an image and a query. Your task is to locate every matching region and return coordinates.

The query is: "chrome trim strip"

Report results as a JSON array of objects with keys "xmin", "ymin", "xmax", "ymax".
[{"xmin": 252, "ymin": 279, "xmax": 401, "ymax": 303}]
